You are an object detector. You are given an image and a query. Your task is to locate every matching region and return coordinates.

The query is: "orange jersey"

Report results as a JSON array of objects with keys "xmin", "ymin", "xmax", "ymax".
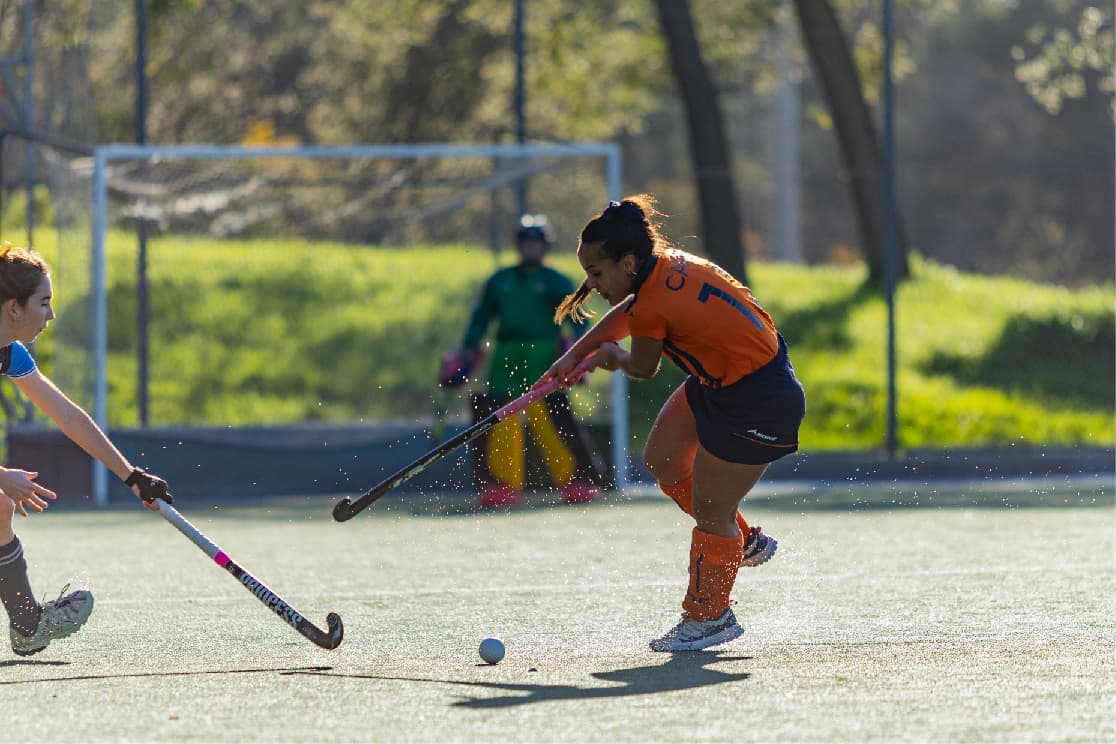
[{"xmin": 624, "ymin": 249, "xmax": 779, "ymax": 388}]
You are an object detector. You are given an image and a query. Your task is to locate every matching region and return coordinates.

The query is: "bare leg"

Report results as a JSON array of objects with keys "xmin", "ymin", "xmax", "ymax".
[
  {"xmin": 643, "ymin": 383, "xmax": 698, "ymax": 486},
  {"xmin": 0, "ymin": 495, "xmax": 14, "ymax": 545},
  {"xmin": 691, "ymin": 448, "xmax": 768, "ymax": 538},
  {"xmin": 642, "ymin": 384, "xmax": 773, "ymax": 625},
  {"xmin": 644, "ymin": 383, "xmax": 759, "ymax": 538}
]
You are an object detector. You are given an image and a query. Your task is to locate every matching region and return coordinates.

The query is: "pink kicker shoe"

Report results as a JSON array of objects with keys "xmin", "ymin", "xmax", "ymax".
[
  {"xmin": 478, "ymin": 483, "xmax": 522, "ymax": 509},
  {"xmin": 562, "ymin": 479, "xmax": 602, "ymax": 505},
  {"xmin": 740, "ymin": 525, "xmax": 777, "ymax": 567}
]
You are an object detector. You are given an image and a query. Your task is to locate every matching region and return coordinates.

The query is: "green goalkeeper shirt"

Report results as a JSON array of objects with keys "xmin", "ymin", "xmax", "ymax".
[{"xmin": 462, "ymin": 264, "xmax": 579, "ymax": 397}]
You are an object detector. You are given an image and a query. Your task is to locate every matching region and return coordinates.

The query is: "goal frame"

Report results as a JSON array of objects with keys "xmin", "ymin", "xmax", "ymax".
[{"xmin": 89, "ymin": 141, "xmax": 629, "ymax": 505}]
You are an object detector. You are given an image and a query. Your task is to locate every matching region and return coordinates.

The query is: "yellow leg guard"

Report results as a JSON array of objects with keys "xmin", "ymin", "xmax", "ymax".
[
  {"xmin": 524, "ymin": 399, "xmax": 576, "ymax": 485},
  {"xmin": 487, "ymin": 414, "xmax": 525, "ymax": 490}
]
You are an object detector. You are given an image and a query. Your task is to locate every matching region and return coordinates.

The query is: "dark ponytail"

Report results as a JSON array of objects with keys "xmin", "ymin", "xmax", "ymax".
[
  {"xmin": 554, "ymin": 194, "xmax": 670, "ymax": 324},
  {"xmin": 554, "ymin": 281, "xmax": 593, "ymax": 325}
]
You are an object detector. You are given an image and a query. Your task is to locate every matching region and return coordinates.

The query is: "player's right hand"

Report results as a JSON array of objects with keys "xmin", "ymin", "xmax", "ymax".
[
  {"xmin": 126, "ymin": 467, "xmax": 174, "ymax": 510},
  {"xmin": 0, "ymin": 468, "xmax": 57, "ymax": 516}
]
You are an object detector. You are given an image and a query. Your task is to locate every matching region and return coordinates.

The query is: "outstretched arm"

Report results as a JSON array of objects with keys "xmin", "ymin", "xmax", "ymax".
[
  {"xmin": 461, "ymin": 275, "xmax": 498, "ymax": 351},
  {"xmin": 12, "ymin": 370, "xmax": 171, "ymax": 508},
  {"xmin": 14, "ymin": 370, "xmax": 134, "ymax": 481}
]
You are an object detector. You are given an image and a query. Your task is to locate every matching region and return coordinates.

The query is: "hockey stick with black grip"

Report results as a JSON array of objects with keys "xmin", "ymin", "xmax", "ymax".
[
  {"xmin": 333, "ymin": 355, "xmax": 597, "ymax": 522},
  {"xmin": 155, "ymin": 500, "xmax": 344, "ymax": 649}
]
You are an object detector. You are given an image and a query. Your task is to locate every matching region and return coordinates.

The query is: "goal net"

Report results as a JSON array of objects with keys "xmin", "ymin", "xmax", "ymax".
[{"xmin": 64, "ymin": 142, "xmax": 631, "ymax": 501}]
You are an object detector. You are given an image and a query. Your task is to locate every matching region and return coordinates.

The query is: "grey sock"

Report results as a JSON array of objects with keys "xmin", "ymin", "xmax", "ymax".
[{"xmin": 0, "ymin": 537, "xmax": 41, "ymax": 636}]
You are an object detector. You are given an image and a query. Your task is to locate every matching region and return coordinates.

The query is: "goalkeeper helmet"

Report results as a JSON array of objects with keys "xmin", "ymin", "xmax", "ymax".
[{"xmin": 516, "ymin": 214, "xmax": 555, "ymax": 247}]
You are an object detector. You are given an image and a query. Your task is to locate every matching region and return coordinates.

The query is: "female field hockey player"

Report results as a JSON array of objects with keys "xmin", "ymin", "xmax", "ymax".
[
  {"xmin": 540, "ymin": 196, "xmax": 806, "ymax": 652},
  {"xmin": 0, "ymin": 243, "xmax": 172, "ymax": 656}
]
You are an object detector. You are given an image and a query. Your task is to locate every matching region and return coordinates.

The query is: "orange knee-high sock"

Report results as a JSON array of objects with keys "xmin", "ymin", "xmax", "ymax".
[
  {"xmin": 683, "ymin": 528, "xmax": 745, "ymax": 621},
  {"xmin": 659, "ymin": 477, "xmax": 750, "ymax": 536},
  {"xmin": 660, "ymin": 476, "xmax": 694, "ymax": 513}
]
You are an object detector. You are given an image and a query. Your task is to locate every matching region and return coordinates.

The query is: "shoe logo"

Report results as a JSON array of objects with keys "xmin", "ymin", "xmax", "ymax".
[{"xmin": 745, "ymin": 428, "xmax": 777, "ymax": 442}]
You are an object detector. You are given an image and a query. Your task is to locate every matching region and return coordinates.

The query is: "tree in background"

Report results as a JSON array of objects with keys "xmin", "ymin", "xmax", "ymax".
[
  {"xmin": 652, "ymin": 0, "xmax": 748, "ymax": 283},
  {"xmin": 898, "ymin": 0, "xmax": 1113, "ymax": 284},
  {"xmin": 792, "ymin": 0, "xmax": 910, "ymax": 285}
]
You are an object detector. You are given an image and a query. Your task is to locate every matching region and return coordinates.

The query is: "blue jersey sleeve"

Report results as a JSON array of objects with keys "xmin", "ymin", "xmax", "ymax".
[{"xmin": 2, "ymin": 341, "xmax": 37, "ymax": 378}]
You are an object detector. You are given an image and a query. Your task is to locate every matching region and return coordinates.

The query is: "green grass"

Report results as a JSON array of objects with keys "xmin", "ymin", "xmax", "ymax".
[
  {"xmin": 25, "ymin": 231, "xmax": 1116, "ymax": 451},
  {"xmin": 1, "ymin": 488, "xmax": 1113, "ymax": 741}
]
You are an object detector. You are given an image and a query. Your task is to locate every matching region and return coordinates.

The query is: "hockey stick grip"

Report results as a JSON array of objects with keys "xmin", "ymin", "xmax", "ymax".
[
  {"xmin": 333, "ymin": 354, "xmax": 598, "ymax": 522},
  {"xmin": 156, "ymin": 501, "xmax": 344, "ymax": 650}
]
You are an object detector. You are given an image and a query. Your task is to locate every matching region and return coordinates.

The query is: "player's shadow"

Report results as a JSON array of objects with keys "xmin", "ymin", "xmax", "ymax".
[
  {"xmin": 454, "ymin": 652, "xmax": 750, "ymax": 708},
  {"xmin": 284, "ymin": 652, "xmax": 749, "ymax": 708}
]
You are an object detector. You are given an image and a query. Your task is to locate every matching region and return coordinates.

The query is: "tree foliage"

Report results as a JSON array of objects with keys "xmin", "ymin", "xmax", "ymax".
[
  {"xmin": 898, "ymin": 0, "xmax": 1113, "ymax": 283},
  {"xmin": 0, "ymin": 0, "xmax": 1110, "ymax": 285},
  {"xmin": 1011, "ymin": 1, "xmax": 1114, "ymax": 116},
  {"xmin": 654, "ymin": 0, "xmax": 747, "ymax": 282},
  {"xmin": 793, "ymin": 0, "xmax": 910, "ymax": 286}
]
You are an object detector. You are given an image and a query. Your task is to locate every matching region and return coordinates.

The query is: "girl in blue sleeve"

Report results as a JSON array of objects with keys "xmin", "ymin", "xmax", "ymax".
[{"xmin": 0, "ymin": 243, "xmax": 172, "ymax": 656}]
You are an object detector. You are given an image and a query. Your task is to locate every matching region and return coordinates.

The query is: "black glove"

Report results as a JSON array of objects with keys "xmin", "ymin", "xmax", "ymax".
[{"xmin": 125, "ymin": 467, "xmax": 173, "ymax": 504}]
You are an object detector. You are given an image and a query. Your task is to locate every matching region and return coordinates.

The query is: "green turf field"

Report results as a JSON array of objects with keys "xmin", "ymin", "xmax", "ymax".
[{"xmin": 1, "ymin": 480, "xmax": 1113, "ymax": 742}]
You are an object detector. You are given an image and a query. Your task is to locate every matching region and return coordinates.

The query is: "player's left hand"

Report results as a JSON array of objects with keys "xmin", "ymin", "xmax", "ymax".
[
  {"xmin": 592, "ymin": 342, "xmax": 627, "ymax": 372},
  {"xmin": 0, "ymin": 468, "xmax": 57, "ymax": 516}
]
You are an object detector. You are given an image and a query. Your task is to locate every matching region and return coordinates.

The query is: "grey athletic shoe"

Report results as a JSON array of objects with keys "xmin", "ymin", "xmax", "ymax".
[
  {"xmin": 649, "ymin": 608, "xmax": 744, "ymax": 652},
  {"xmin": 10, "ymin": 585, "xmax": 94, "ymax": 656},
  {"xmin": 740, "ymin": 526, "xmax": 777, "ymax": 568}
]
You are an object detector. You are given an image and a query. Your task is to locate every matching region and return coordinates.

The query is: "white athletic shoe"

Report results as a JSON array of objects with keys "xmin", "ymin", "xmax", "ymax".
[
  {"xmin": 10, "ymin": 585, "xmax": 94, "ymax": 656},
  {"xmin": 649, "ymin": 608, "xmax": 744, "ymax": 652}
]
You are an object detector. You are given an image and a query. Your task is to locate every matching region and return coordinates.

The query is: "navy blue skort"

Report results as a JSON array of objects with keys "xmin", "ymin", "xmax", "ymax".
[{"xmin": 683, "ymin": 334, "xmax": 806, "ymax": 465}]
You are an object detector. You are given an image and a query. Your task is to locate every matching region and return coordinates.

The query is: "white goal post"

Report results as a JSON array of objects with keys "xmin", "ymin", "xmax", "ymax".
[{"xmin": 89, "ymin": 141, "xmax": 630, "ymax": 505}]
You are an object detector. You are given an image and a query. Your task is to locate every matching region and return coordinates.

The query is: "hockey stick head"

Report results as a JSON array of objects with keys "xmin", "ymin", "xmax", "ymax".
[
  {"xmin": 320, "ymin": 612, "xmax": 344, "ymax": 649},
  {"xmin": 332, "ymin": 496, "xmax": 355, "ymax": 522}
]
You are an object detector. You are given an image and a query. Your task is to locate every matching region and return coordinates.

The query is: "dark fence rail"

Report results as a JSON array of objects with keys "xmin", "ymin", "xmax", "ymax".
[{"xmin": 7, "ymin": 424, "xmax": 1113, "ymax": 506}]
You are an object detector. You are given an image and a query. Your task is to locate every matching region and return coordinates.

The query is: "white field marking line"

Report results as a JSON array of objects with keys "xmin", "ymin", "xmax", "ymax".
[
  {"xmin": 90, "ymin": 562, "xmax": 1101, "ymax": 607},
  {"xmin": 623, "ymin": 474, "xmax": 1114, "ymax": 499},
  {"xmin": 749, "ymin": 637, "xmax": 1116, "ymax": 649},
  {"xmin": 94, "ymin": 578, "xmax": 682, "ymax": 606}
]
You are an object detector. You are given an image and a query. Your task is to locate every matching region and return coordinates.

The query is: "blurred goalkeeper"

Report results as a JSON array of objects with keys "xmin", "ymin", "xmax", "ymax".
[{"xmin": 441, "ymin": 215, "xmax": 605, "ymax": 509}]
